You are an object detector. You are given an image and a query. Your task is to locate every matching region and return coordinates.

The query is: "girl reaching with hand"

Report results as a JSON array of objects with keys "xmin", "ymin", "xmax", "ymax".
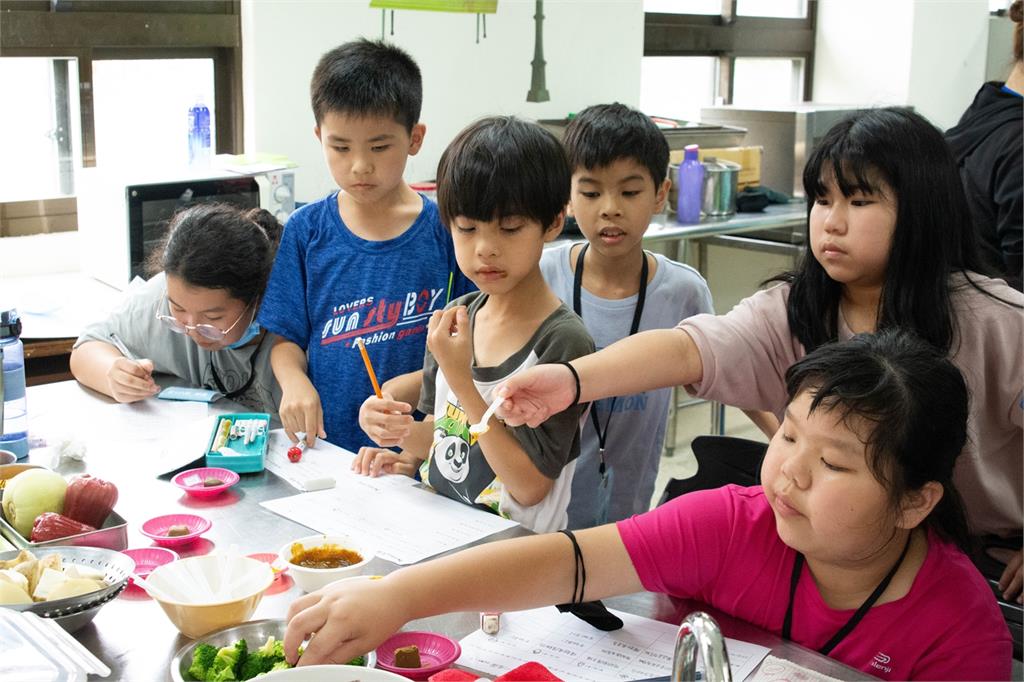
[
  {"xmin": 284, "ymin": 330, "xmax": 1011, "ymax": 680},
  {"xmin": 497, "ymin": 107, "xmax": 1024, "ymax": 603}
]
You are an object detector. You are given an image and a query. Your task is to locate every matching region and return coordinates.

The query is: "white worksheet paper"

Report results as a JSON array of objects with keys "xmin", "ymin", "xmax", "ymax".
[
  {"xmin": 264, "ymin": 429, "xmax": 357, "ymax": 491},
  {"xmin": 260, "ymin": 472, "xmax": 519, "ymax": 564},
  {"xmin": 458, "ymin": 607, "xmax": 771, "ymax": 682}
]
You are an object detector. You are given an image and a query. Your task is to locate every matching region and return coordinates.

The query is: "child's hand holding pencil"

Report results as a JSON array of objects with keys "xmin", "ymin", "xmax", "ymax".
[{"xmin": 105, "ymin": 332, "xmax": 160, "ymax": 402}]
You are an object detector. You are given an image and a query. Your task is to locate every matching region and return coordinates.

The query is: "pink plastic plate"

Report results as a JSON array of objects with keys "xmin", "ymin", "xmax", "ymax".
[
  {"xmin": 172, "ymin": 467, "xmax": 240, "ymax": 499},
  {"xmin": 140, "ymin": 513, "xmax": 212, "ymax": 547},
  {"xmin": 375, "ymin": 631, "xmax": 462, "ymax": 680},
  {"xmin": 121, "ymin": 547, "xmax": 179, "ymax": 584}
]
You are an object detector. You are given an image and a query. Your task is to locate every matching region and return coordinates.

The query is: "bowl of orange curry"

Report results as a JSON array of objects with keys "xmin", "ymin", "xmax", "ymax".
[{"xmin": 277, "ymin": 535, "xmax": 374, "ymax": 592}]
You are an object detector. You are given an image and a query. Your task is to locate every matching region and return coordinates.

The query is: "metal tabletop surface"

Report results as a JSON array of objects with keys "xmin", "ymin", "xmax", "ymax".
[{"xmin": 16, "ymin": 380, "xmax": 871, "ymax": 681}]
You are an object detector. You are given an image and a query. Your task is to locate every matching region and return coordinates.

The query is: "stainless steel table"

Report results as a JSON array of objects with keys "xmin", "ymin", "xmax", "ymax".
[{"xmin": 19, "ymin": 380, "xmax": 871, "ymax": 681}]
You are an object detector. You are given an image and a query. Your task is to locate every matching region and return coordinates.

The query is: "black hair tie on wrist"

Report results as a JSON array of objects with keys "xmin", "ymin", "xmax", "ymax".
[{"xmin": 557, "ymin": 361, "xmax": 582, "ymax": 408}]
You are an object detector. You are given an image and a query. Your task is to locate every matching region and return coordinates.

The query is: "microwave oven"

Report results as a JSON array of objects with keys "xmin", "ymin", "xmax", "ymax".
[{"xmin": 77, "ymin": 165, "xmax": 296, "ymax": 289}]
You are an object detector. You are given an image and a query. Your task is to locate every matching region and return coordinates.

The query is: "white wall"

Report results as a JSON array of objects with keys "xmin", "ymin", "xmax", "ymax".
[
  {"xmin": 813, "ymin": 0, "xmax": 990, "ymax": 130},
  {"xmin": 242, "ymin": 0, "xmax": 644, "ymax": 203}
]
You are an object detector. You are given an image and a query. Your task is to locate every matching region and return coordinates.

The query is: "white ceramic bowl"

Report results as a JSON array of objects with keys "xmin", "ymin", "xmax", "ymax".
[
  {"xmin": 277, "ymin": 535, "xmax": 374, "ymax": 593},
  {"xmin": 261, "ymin": 665, "xmax": 407, "ymax": 682},
  {"xmin": 145, "ymin": 554, "xmax": 274, "ymax": 638}
]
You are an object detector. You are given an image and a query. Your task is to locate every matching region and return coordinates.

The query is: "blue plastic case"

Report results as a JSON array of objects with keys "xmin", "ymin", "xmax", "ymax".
[{"xmin": 204, "ymin": 412, "xmax": 270, "ymax": 473}]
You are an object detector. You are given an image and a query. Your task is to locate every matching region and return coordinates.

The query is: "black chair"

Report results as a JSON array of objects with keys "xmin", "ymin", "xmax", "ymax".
[
  {"xmin": 658, "ymin": 435, "xmax": 767, "ymax": 506},
  {"xmin": 974, "ymin": 536, "xmax": 1024, "ymax": 660}
]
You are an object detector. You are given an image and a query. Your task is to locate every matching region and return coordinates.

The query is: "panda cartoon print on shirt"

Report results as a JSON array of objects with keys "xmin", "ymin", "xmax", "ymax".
[{"xmin": 426, "ymin": 389, "xmax": 501, "ymax": 513}]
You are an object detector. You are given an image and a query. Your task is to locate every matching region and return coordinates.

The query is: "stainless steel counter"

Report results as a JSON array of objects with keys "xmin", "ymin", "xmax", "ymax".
[{"xmin": 19, "ymin": 380, "xmax": 871, "ymax": 681}]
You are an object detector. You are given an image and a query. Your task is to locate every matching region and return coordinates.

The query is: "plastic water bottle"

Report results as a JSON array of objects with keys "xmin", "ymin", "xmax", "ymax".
[
  {"xmin": 0, "ymin": 309, "xmax": 28, "ymax": 460},
  {"xmin": 188, "ymin": 96, "xmax": 211, "ymax": 168},
  {"xmin": 676, "ymin": 144, "xmax": 704, "ymax": 224}
]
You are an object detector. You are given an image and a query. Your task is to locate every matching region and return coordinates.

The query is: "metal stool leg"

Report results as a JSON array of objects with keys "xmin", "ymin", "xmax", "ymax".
[
  {"xmin": 664, "ymin": 385, "xmax": 677, "ymax": 458},
  {"xmin": 710, "ymin": 401, "xmax": 726, "ymax": 435}
]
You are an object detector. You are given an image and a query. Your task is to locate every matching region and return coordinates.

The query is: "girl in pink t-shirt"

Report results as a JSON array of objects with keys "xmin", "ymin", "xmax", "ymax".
[
  {"xmin": 281, "ymin": 331, "xmax": 1010, "ymax": 680},
  {"xmin": 498, "ymin": 107, "xmax": 1024, "ymax": 603}
]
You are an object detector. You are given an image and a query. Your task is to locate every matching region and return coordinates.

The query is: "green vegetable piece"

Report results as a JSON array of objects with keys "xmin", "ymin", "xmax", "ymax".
[
  {"xmin": 207, "ymin": 639, "xmax": 247, "ymax": 682},
  {"xmin": 257, "ymin": 636, "xmax": 285, "ymax": 660},
  {"xmin": 187, "ymin": 643, "xmax": 218, "ymax": 681},
  {"xmin": 346, "ymin": 655, "xmax": 366, "ymax": 667},
  {"xmin": 238, "ymin": 654, "xmax": 275, "ymax": 680},
  {"xmin": 269, "ymin": 661, "xmax": 292, "ymax": 671}
]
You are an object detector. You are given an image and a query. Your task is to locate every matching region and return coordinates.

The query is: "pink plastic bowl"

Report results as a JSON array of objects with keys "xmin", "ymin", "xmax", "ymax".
[
  {"xmin": 172, "ymin": 467, "xmax": 240, "ymax": 499},
  {"xmin": 375, "ymin": 631, "xmax": 462, "ymax": 680},
  {"xmin": 122, "ymin": 547, "xmax": 179, "ymax": 584},
  {"xmin": 140, "ymin": 514, "xmax": 212, "ymax": 547}
]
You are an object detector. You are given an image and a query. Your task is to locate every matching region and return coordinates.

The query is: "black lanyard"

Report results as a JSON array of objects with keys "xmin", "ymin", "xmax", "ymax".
[
  {"xmin": 572, "ymin": 243, "xmax": 649, "ymax": 474},
  {"xmin": 782, "ymin": 533, "xmax": 912, "ymax": 655},
  {"xmin": 210, "ymin": 331, "xmax": 266, "ymax": 400}
]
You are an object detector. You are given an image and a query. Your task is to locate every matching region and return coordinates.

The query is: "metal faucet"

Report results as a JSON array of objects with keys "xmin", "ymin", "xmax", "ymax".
[{"xmin": 672, "ymin": 611, "xmax": 732, "ymax": 682}]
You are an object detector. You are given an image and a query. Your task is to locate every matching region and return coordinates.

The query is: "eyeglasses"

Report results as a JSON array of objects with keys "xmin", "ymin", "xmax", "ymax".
[{"xmin": 156, "ymin": 299, "xmax": 254, "ymax": 342}]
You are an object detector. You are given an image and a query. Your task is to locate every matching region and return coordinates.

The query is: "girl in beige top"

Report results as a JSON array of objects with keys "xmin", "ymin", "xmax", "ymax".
[{"xmin": 498, "ymin": 107, "xmax": 1024, "ymax": 603}]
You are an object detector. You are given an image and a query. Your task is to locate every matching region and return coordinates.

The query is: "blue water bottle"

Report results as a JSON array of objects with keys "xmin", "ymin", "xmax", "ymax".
[
  {"xmin": 188, "ymin": 96, "xmax": 211, "ymax": 167},
  {"xmin": 0, "ymin": 308, "xmax": 28, "ymax": 460},
  {"xmin": 676, "ymin": 144, "xmax": 704, "ymax": 224}
]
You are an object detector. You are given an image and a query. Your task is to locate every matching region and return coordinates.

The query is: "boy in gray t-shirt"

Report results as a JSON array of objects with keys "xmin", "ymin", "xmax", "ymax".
[{"xmin": 541, "ymin": 104, "xmax": 713, "ymax": 528}]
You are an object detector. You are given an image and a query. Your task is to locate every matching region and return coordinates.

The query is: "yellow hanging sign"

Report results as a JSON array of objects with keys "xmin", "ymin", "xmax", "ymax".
[{"xmin": 369, "ymin": 0, "xmax": 497, "ymax": 12}]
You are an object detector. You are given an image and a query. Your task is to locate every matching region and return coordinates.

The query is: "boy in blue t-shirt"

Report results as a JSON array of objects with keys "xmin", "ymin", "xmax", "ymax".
[
  {"xmin": 258, "ymin": 39, "xmax": 472, "ymax": 452},
  {"xmin": 540, "ymin": 103, "xmax": 713, "ymax": 528}
]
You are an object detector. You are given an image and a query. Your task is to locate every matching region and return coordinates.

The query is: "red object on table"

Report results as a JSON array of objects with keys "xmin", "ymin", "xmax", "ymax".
[
  {"xmin": 427, "ymin": 669, "xmax": 479, "ymax": 682},
  {"xmin": 495, "ymin": 662, "xmax": 563, "ymax": 681},
  {"xmin": 287, "ymin": 446, "xmax": 302, "ymax": 462}
]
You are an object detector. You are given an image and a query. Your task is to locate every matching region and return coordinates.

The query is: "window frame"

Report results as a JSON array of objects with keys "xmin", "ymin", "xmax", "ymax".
[
  {"xmin": 0, "ymin": 1, "xmax": 243, "ymax": 234},
  {"xmin": 643, "ymin": 0, "xmax": 817, "ymax": 105}
]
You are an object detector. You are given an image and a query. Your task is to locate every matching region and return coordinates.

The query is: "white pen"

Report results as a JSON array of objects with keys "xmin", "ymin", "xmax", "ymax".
[{"xmin": 109, "ymin": 332, "xmax": 138, "ymax": 362}]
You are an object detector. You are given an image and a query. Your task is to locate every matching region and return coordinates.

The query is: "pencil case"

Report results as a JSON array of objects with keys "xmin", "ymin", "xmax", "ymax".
[{"xmin": 204, "ymin": 412, "xmax": 270, "ymax": 474}]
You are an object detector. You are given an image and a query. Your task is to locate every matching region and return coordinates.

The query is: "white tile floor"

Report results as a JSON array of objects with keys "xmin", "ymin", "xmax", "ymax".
[{"xmin": 649, "ymin": 401, "xmax": 768, "ymax": 510}]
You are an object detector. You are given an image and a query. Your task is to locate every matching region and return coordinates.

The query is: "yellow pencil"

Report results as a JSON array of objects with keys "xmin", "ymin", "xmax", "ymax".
[{"xmin": 354, "ymin": 337, "xmax": 383, "ymax": 398}]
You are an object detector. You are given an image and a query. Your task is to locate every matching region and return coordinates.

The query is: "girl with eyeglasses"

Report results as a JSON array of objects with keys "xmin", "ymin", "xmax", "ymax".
[{"xmin": 71, "ymin": 203, "xmax": 283, "ymax": 413}]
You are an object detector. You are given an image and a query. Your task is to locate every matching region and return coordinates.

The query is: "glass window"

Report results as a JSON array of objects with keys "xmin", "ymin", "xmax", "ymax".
[
  {"xmin": 640, "ymin": 57, "xmax": 718, "ymax": 123},
  {"xmin": 92, "ymin": 58, "xmax": 215, "ymax": 170},
  {"xmin": 0, "ymin": 58, "xmax": 81, "ymax": 202},
  {"xmin": 732, "ymin": 57, "xmax": 804, "ymax": 107},
  {"xmin": 990, "ymin": 0, "xmax": 1011, "ymax": 11},
  {"xmin": 643, "ymin": 0, "xmax": 721, "ymax": 15},
  {"xmin": 736, "ymin": 0, "xmax": 807, "ymax": 18}
]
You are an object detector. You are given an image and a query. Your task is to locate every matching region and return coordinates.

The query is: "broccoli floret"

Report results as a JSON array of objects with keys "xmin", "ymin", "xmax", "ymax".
[
  {"xmin": 269, "ymin": 660, "xmax": 292, "ymax": 671},
  {"xmin": 257, "ymin": 636, "xmax": 285, "ymax": 661},
  {"xmin": 238, "ymin": 653, "xmax": 275, "ymax": 680},
  {"xmin": 207, "ymin": 639, "xmax": 247, "ymax": 682},
  {"xmin": 187, "ymin": 643, "xmax": 219, "ymax": 681},
  {"xmin": 346, "ymin": 655, "xmax": 366, "ymax": 667}
]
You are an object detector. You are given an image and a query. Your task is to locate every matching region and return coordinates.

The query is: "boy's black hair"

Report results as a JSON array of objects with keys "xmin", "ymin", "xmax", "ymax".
[
  {"xmin": 562, "ymin": 103, "xmax": 669, "ymax": 187},
  {"xmin": 310, "ymin": 38, "xmax": 422, "ymax": 131},
  {"xmin": 436, "ymin": 116, "xmax": 570, "ymax": 230},
  {"xmin": 770, "ymin": 107, "xmax": 1019, "ymax": 355},
  {"xmin": 147, "ymin": 203, "xmax": 282, "ymax": 305},
  {"xmin": 785, "ymin": 328, "xmax": 972, "ymax": 553}
]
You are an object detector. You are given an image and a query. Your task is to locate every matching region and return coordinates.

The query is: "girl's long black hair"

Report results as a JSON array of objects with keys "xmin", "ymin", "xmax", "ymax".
[{"xmin": 772, "ymin": 107, "xmax": 1017, "ymax": 354}]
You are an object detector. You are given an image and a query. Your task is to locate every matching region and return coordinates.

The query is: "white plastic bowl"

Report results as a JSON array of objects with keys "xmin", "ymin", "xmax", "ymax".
[
  {"xmin": 277, "ymin": 535, "xmax": 374, "ymax": 593},
  {"xmin": 145, "ymin": 554, "xmax": 273, "ymax": 638}
]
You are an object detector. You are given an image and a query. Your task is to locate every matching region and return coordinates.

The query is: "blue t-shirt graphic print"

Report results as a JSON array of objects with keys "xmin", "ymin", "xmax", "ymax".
[{"xmin": 258, "ymin": 193, "xmax": 474, "ymax": 452}]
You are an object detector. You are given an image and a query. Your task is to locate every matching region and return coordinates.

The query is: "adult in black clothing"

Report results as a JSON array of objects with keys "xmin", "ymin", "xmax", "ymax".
[{"xmin": 946, "ymin": 1, "xmax": 1023, "ymax": 291}]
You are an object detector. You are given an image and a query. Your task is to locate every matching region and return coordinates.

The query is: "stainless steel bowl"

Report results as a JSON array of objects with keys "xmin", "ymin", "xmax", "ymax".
[
  {"xmin": 170, "ymin": 618, "xmax": 377, "ymax": 682},
  {"xmin": 0, "ymin": 545, "xmax": 134, "ymax": 632}
]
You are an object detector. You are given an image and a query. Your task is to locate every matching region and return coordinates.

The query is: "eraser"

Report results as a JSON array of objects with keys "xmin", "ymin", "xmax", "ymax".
[{"xmin": 300, "ymin": 476, "xmax": 335, "ymax": 492}]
